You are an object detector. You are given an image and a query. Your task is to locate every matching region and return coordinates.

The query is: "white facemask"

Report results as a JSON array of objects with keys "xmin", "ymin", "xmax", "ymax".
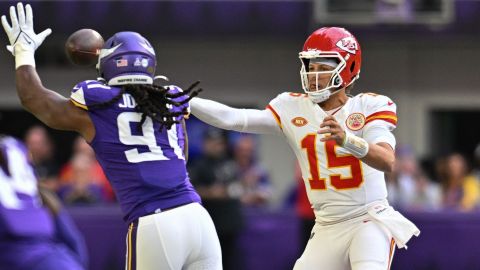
[{"xmin": 299, "ymin": 50, "xmax": 348, "ymax": 104}]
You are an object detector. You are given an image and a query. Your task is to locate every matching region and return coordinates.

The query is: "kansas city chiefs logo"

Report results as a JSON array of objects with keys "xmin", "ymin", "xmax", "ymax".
[{"xmin": 336, "ymin": 37, "xmax": 358, "ymax": 54}]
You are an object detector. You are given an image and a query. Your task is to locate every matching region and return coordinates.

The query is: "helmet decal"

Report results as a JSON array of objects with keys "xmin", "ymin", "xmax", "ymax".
[
  {"xmin": 299, "ymin": 27, "xmax": 362, "ymax": 103},
  {"xmin": 336, "ymin": 37, "xmax": 358, "ymax": 55},
  {"xmin": 98, "ymin": 43, "xmax": 123, "ymax": 60},
  {"xmin": 140, "ymin": 41, "xmax": 156, "ymax": 55},
  {"xmin": 98, "ymin": 32, "xmax": 157, "ymax": 86}
]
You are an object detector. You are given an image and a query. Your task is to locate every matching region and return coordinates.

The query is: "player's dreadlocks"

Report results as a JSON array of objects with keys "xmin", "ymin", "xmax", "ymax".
[
  {"xmin": 88, "ymin": 81, "xmax": 202, "ymax": 131},
  {"xmin": 0, "ymin": 139, "xmax": 10, "ymax": 177}
]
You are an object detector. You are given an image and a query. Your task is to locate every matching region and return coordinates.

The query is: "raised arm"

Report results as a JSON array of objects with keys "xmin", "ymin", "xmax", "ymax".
[
  {"xmin": 16, "ymin": 67, "xmax": 93, "ymax": 136},
  {"xmin": 190, "ymin": 97, "xmax": 282, "ymax": 135},
  {"xmin": 2, "ymin": 3, "xmax": 94, "ymax": 141}
]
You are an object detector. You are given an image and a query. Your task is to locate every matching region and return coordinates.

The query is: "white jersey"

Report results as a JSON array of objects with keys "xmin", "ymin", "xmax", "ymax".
[{"xmin": 268, "ymin": 92, "xmax": 397, "ymax": 224}]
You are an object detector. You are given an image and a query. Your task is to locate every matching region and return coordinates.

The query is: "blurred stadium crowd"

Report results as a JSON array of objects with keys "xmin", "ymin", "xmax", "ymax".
[
  {"xmin": 25, "ymin": 121, "xmax": 480, "ymax": 213},
  {"xmin": 9, "ymin": 120, "xmax": 480, "ymax": 269},
  {"xmin": 2, "ymin": 0, "xmax": 480, "ymax": 269}
]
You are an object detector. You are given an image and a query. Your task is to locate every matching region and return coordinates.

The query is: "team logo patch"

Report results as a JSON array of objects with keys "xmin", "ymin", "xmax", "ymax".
[
  {"xmin": 291, "ymin": 117, "xmax": 308, "ymax": 127},
  {"xmin": 336, "ymin": 37, "xmax": 358, "ymax": 54},
  {"xmin": 345, "ymin": 113, "xmax": 365, "ymax": 131}
]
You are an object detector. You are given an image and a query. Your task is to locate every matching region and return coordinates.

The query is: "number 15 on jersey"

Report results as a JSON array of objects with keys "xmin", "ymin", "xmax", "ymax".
[{"xmin": 301, "ymin": 134, "xmax": 364, "ymax": 190}]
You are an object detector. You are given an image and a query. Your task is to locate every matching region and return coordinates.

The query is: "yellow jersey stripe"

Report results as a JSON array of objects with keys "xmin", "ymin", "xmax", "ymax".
[
  {"xmin": 266, "ymin": 105, "xmax": 282, "ymax": 130},
  {"xmin": 70, "ymin": 99, "xmax": 88, "ymax": 110}
]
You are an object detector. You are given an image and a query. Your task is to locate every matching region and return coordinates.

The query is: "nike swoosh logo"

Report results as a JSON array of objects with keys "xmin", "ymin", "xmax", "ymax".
[
  {"xmin": 98, "ymin": 43, "xmax": 123, "ymax": 60},
  {"xmin": 387, "ymin": 101, "xmax": 394, "ymax": 106}
]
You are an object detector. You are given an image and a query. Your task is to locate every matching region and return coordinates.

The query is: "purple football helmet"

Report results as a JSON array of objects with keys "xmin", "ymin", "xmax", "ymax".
[{"xmin": 97, "ymin": 32, "xmax": 156, "ymax": 86}]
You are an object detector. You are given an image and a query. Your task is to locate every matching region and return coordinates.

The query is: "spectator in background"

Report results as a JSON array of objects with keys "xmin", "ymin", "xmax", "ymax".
[
  {"xmin": 189, "ymin": 128, "xmax": 244, "ymax": 270},
  {"xmin": 59, "ymin": 136, "xmax": 115, "ymax": 202},
  {"xmin": 439, "ymin": 153, "xmax": 480, "ymax": 211},
  {"xmin": 229, "ymin": 135, "xmax": 272, "ymax": 207},
  {"xmin": 471, "ymin": 143, "xmax": 480, "ymax": 181},
  {"xmin": 0, "ymin": 136, "xmax": 87, "ymax": 269},
  {"xmin": 24, "ymin": 125, "xmax": 59, "ymax": 191},
  {"xmin": 58, "ymin": 153, "xmax": 107, "ymax": 205},
  {"xmin": 386, "ymin": 145, "xmax": 441, "ymax": 211}
]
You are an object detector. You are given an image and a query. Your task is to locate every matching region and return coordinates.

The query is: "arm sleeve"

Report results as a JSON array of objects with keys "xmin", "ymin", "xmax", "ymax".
[{"xmin": 190, "ymin": 97, "xmax": 282, "ymax": 135}]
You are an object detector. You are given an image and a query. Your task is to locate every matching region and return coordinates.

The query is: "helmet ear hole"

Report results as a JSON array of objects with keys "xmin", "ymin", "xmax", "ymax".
[
  {"xmin": 350, "ymin": 61, "xmax": 356, "ymax": 72},
  {"xmin": 334, "ymin": 75, "xmax": 341, "ymax": 85}
]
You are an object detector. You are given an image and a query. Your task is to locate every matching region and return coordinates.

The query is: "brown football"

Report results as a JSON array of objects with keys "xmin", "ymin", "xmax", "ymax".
[{"xmin": 65, "ymin": 29, "xmax": 104, "ymax": 66}]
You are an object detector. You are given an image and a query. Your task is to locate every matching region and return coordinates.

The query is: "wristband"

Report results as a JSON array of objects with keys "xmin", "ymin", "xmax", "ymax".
[
  {"xmin": 14, "ymin": 43, "xmax": 36, "ymax": 69},
  {"xmin": 342, "ymin": 132, "xmax": 369, "ymax": 158}
]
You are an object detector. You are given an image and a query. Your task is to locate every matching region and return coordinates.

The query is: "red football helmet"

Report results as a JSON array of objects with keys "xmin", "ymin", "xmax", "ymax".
[{"xmin": 299, "ymin": 27, "xmax": 362, "ymax": 103}]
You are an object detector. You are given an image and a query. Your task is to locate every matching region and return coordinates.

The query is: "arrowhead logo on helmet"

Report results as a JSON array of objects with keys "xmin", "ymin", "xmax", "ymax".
[
  {"xmin": 299, "ymin": 27, "xmax": 362, "ymax": 104},
  {"xmin": 336, "ymin": 37, "xmax": 358, "ymax": 55}
]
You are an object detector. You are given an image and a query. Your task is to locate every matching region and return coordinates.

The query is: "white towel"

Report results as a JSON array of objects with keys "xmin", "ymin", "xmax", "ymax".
[{"xmin": 367, "ymin": 202, "xmax": 420, "ymax": 249}]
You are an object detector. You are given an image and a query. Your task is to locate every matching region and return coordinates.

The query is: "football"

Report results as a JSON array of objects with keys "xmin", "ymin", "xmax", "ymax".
[{"xmin": 65, "ymin": 29, "xmax": 104, "ymax": 66}]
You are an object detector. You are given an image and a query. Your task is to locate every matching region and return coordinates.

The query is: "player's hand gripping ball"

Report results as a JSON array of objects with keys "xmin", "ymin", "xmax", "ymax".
[{"xmin": 65, "ymin": 29, "xmax": 104, "ymax": 66}]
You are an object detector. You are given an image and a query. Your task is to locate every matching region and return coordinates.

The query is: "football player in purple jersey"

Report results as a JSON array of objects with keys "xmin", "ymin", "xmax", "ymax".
[
  {"xmin": 2, "ymin": 3, "xmax": 222, "ymax": 270},
  {"xmin": 0, "ymin": 136, "xmax": 87, "ymax": 270}
]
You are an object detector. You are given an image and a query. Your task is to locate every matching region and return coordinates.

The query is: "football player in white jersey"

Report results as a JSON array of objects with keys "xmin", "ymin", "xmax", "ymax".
[{"xmin": 189, "ymin": 27, "xmax": 420, "ymax": 270}]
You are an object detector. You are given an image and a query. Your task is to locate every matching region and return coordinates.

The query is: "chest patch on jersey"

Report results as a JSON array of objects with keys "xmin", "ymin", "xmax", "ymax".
[
  {"xmin": 291, "ymin": 117, "xmax": 308, "ymax": 127},
  {"xmin": 345, "ymin": 113, "xmax": 365, "ymax": 131}
]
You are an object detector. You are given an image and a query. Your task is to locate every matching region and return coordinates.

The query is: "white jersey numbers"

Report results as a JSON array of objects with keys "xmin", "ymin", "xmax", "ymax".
[
  {"xmin": 117, "ymin": 112, "xmax": 184, "ymax": 163},
  {"xmin": 0, "ymin": 145, "xmax": 39, "ymax": 210}
]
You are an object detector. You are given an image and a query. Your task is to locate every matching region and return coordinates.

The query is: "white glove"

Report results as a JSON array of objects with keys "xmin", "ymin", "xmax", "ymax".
[{"xmin": 1, "ymin": 3, "xmax": 52, "ymax": 68}]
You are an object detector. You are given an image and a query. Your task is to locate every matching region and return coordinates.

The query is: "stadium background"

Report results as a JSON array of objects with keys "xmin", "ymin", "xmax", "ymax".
[{"xmin": 1, "ymin": 1, "xmax": 480, "ymax": 269}]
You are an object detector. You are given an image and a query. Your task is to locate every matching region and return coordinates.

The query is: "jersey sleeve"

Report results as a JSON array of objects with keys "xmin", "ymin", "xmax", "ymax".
[
  {"xmin": 363, "ymin": 94, "xmax": 397, "ymax": 131},
  {"xmin": 266, "ymin": 92, "xmax": 294, "ymax": 130},
  {"xmin": 361, "ymin": 93, "xmax": 397, "ymax": 148},
  {"xmin": 70, "ymin": 80, "xmax": 119, "ymax": 110}
]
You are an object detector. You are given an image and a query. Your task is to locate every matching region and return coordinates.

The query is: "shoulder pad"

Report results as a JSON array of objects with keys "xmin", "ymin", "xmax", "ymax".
[
  {"xmin": 70, "ymin": 80, "xmax": 121, "ymax": 110},
  {"xmin": 358, "ymin": 93, "xmax": 397, "ymax": 128}
]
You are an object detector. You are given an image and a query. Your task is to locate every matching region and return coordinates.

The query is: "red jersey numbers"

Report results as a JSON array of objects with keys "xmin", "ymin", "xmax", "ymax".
[
  {"xmin": 301, "ymin": 134, "xmax": 327, "ymax": 189},
  {"xmin": 300, "ymin": 134, "xmax": 364, "ymax": 190}
]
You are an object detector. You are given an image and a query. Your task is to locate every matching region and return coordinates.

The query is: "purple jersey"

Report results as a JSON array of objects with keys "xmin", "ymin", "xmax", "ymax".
[
  {"xmin": 70, "ymin": 81, "xmax": 200, "ymax": 224},
  {"xmin": 0, "ymin": 137, "xmax": 54, "ymax": 239}
]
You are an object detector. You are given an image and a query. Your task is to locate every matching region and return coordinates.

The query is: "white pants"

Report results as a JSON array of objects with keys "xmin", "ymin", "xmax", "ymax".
[
  {"xmin": 125, "ymin": 203, "xmax": 222, "ymax": 270},
  {"xmin": 293, "ymin": 215, "xmax": 395, "ymax": 270}
]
